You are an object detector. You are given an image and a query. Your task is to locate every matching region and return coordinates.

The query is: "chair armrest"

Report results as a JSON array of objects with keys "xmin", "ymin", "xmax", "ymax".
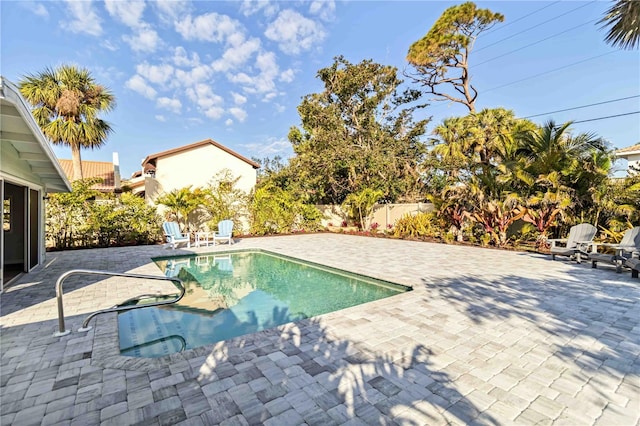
[
  {"xmin": 546, "ymin": 238, "xmax": 567, "ymax": 248},
  {"xmin": 575, "ymin": 240, "xmax": 597, "ymax": 253}
]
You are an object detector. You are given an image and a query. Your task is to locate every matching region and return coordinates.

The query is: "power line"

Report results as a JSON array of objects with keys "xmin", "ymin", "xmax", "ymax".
[
  {"xmin": 480, "ymin": 2, "xmax": 562, "ymax": 37},
  {"xmin": 572, "ymin": 111, "xmax": 640, "ymax": 124},
  {"xmin": 475, "ymin": 18, "xmax": 598, "ymax": 67},
  {"xmin": 484, "ymin": 51, "xmax": 617, "ymax": 93},
  {"xmin": 476, "ymin": 1, "xmax": 595, "ymax": 52},
  {"xmin": 523, "ymin": 95, "xmax": 640, "ymax": 119}
]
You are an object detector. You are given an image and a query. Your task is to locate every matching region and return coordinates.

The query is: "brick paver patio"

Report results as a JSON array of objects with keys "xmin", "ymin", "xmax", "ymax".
[{"xmin": 1, "ymin": 234, "xmax": 638, "ymax": 425}]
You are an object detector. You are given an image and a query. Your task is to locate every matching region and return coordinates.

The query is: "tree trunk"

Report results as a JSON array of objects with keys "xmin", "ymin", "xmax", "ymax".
[{"xmin": 71, "ymin": 144, "xmax": 83, "ymax": 180}]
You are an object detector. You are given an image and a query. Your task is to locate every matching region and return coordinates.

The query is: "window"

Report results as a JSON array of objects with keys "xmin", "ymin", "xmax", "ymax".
[{"xmin": 3, "ymin": 197, "xmax": 10, "ymax": 232}]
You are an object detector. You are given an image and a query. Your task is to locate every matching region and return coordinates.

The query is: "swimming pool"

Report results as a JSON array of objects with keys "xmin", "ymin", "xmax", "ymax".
[{"xmin": 118, "ymin": 250, "xmax": 410, "ymax": 357}]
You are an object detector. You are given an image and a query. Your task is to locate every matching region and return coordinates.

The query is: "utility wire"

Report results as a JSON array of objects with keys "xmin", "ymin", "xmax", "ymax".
[
  {"xmin": 475, "ymin": 18, "xmax": 598, "ymax": 67},
  {"xmin": 476, "ymin": 1, "xmax": 595, "ymax": 52},
  {"xmin": 484, "ymin": 51, "xmax": 617, "ymax": 93},
  {"xmin": 571, "ymin": 111, "xmax": 640, "ymax": 124},
  {"xmin": 523, "ymin": 95, "xmax": 640, "ymax": 119},
  {"xmin": 480, "ymin": 1, "xmax": 562, "ymax": 37}
]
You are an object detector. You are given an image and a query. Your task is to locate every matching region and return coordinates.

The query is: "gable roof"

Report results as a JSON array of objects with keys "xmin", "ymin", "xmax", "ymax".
[
  {"xmin": 58, "ymin": 160, "xmax": 117, "ymax": 192},
  {"xmin": 141, "ymin": 138, "xmax": 260, "ymax": 169},
  {"xmin": 0, "ymin": 77, "xmax": 71, "ymax": 192},
  {"xmin": 615, "ymin": 143, "xmax": 640, "ymax": 157}
]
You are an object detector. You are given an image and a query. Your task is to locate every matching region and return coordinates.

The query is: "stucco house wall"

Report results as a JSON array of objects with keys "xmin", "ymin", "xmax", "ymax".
[
  {"xmin": 154, "ymin": 144, "xmax": 257, "ymax": 195},
  {"xmin": 615, "ymin": 143, "xmax": 640, "ymax": 176}
]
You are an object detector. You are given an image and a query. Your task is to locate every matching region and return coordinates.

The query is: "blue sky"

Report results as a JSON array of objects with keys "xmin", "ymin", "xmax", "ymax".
[{"xmin": 2, "ymin": 1, "xmax": 639, "ymax": 178}]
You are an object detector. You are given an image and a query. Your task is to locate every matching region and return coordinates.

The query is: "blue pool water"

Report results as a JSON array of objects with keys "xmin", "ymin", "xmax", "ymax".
[{"xmin": 118, "ymin": 250, "xmax": 409, "ymax": 358}]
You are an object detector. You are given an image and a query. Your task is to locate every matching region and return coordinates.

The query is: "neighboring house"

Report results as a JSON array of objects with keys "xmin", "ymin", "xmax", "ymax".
[
  {"xmin": 615, "ymin": 143, "xmax": 640, "ymax": 176},
  {"xmin": 58, "ymin": 153, "xmax": 122, "ymax": 194},
  {"xmin": 0, "ymin": 76, "xmax": 71, "ymax": 291},
  {"xmin": 132, "ymin": 139, "xmax": 260, "ymax": 202}
]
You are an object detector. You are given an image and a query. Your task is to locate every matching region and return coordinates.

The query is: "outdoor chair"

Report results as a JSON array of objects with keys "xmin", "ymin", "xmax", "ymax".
[
  {"xmin": 162, "ymin": 221, "xmax": 191, "ymax": 249},
  {"xmin": 590, "ymin": 226, "xmax": 640, "ymax": 273},
  {"xmin": 213, "ymin": 220, "xmax": 234, "ymax": 245},
  {"xmin": 626, "ymin": 258, "xmax": 640, "ymax": 278},
  {"xmin": 548, "ymin": 223, "xmax": 597, "ymax": 263}
]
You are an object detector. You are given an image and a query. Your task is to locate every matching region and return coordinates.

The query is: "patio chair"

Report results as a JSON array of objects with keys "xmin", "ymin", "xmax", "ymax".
[
  {"xmin": 162, "ymin": 221, "xmax": 190, "ymax": 249},
  {"xmin": 626, "ymin": 258, "xmax": 640, "ymax": 278},
  {"xmin": 213, "ymin": 220, "xmax": 234, "ymax": 245},
  {"xmin": 590, "ymin": 226, "xmax": 640, "ymax": 273},
  {"xmin": 548, "ymin": 223, "xmax": 597, "ymax": 263}
]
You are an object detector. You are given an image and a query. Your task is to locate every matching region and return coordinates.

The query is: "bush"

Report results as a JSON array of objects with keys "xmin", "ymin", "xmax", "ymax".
[
  {"xmin": 249, "ymin": 184, "xmax": 323, "ymax": 235},
  {"xmin": 393, "ymin": 213, "xmax": 440, "ymax": 239}
]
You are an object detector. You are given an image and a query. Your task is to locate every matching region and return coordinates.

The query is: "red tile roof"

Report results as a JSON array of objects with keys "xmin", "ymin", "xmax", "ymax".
[
  {"xmin": 141, "ymin": 139, "xmax": 260, "ymax": 169},
  {"xmin": 58, "ymin": 160, "xmax": 116, "ymax": 192}
]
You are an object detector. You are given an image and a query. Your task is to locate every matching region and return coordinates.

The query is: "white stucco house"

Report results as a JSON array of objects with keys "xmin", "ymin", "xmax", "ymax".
[
  {"xmin": 129, "ymin": 139, "xmax": 260, "ymax": 202},
  {"xmin": 615, "ymin": 143, "xmax": 640, "ymax": 176},
  {"xmin": 0, "ymin": 77, "xmax": 71, "ymax": 290}
]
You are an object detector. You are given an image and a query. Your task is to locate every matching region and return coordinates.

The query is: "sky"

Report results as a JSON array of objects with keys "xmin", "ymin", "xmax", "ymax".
[{"xmin": 2, "ymin": 0, "xmax": 639, "ymax": 179}]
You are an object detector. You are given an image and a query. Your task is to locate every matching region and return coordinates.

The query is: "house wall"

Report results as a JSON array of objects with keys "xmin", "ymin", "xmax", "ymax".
[
  {"xmin": 154, "ymin": 144, "xmax": 257, "ymax": 196},
  {"xmin": 626, "ymin": 153, "xmax": 640, "ymax": 174}
]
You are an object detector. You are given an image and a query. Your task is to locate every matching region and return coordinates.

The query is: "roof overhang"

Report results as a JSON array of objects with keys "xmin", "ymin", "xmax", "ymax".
[
  {"xmin": 615, "ymin": 149, "xmax": 640, "ymax": 158},
  {"xmin": 0, "ymin": 76, "xmax": 71, "ymax": 192}
]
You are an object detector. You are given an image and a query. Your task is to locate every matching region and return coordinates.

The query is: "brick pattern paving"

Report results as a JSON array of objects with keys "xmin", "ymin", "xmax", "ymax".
[{"xmin": 1, "ymin": 234, "xmax": 639, "ymax": 425}]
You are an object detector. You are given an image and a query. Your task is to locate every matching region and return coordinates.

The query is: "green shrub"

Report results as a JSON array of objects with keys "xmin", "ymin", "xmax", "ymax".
[{"xmin": 393, "ymin": 213, "xmax": 440, "ymax": 239}]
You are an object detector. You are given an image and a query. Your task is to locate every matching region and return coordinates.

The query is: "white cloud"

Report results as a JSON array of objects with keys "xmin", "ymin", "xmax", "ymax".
[
  {"xmin": 239, "ymin": 0, "xmax": 278, "ymax": 18},
  {"xmin": 225, "ymin": 118, "xmax": 234, "ymax": 126},
  {"xmin": 172, "ymin": 46, "xmax": 201, "ymax": 67},
  {"xmin": 211, "ymin": 37, "xmax": 261, "ymax": 72},
  {"xmin": 227, "ymin": 51, "xmax": 279, "ymax": 97},
  {"xmin": 309, "ymin": 0, "xmax": 335, "ymax": 22},
  {"xmin": 125, "ymin": 75, "xmax": 157, "ymax": 99},
  {"xmin": 274, "ymin": 103, "xmax": 286, "ymax": 113},
  {"xmin": 101, "ymin": 39, "xmax": 119, "ymax": 51},
  {"xmin": 124, "ymin": 26, "xmax": 160, "ymax": 52},
  {"xmin": 154, "ymin": 0, "xmax": 190, "ymax": 22},
  {"xmin": 64, "ymin": 0, "xmax": 102, "ymax": 36},
  {"xmin": 280, "ymin": 68, "xmax": 295, "ymax": 83},
  {"xmin": 242, "ymin": 138, "xmax": 291, "ymax": 157},
  {"xmin": 31, "ymin": 3, "xmax": 49, "ymax": 17},
  {"xmin": 155, "ymin": 115, "xmax": 167, "ymax": 122},
  {"xmin": 262, "ymin": 92, "xmax": 277, "ymax": 102},
  {"xmin": 264, "ymin": 9, "xmax": 325, "ymax": 55},
  {"xmin": 175, "ymin": 12, "xmax": 243, "ymax": 43},
  {"xmin": 229, "ymin": 107, "xmax": 247, "ymax": 122},
  {"xmin": 136, "ymin": 62, "xmax": 174, "ymax": 85},
  {"xmin": 157, "ymin": 97, "xmax": 182, "ymax": 114},
  {"xmin": 186, "ymin": 83, "xmax": 224, "ymax": 119},
  {"xmin": 174, "ymin": 64, "xmax": 212, "ymax": 87},
  {"xmin": 104, "ymin": 0, "xmax": 146, "ymax": 28},
  {"xmin": 231, "ymin": 92, "xmax": 247, "ymax": 105}
]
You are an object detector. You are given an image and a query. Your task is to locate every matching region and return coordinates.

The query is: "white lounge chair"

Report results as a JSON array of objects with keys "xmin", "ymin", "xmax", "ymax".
[
  {"xmin": 162, "ymin": 221, "xmax": 190, "ymax": 249},
  {"xmin": 548, "ymin": 223, "xmax": 597, "ymax": 263},
  {"xmin": 590, "ymin": 226, "xmax": 640, "ymax": 273},
  {"xmin": 213, "ymin": 220, "xmax": 234, "ymax": 245}
]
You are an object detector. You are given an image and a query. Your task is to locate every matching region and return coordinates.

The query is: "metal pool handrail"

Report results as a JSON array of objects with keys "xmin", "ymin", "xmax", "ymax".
[{"xmin": 54, "ymin": 269, "xmax": 184, "ymax": 337}]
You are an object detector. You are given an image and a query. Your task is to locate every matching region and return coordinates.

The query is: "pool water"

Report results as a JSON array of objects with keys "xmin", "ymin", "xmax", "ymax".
[{"xmin": 118, "ymin": 250, "xmax": 410, "ymax": 358}]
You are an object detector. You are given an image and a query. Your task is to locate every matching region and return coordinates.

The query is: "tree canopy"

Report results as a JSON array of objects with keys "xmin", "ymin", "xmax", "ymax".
[
  {"xmin": 406, "ymin": 2, "xmax": 504, "ymax": 112},
  {"xmin": 285, "ymin": 56, "xmax": 429, "ymax": 204},
  {"xmin": 598, "ymin": 0, "xmax": 640, "ymax": 50},
  {"xmin": 20, "ymin": 65, "xmax": 115, "ymax": 180}
]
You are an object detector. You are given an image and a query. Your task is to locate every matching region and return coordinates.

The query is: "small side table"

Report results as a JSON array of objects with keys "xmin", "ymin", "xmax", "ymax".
[{"xmin": 194, "ymin": 231, "xmax": 212, "ymax": 247}]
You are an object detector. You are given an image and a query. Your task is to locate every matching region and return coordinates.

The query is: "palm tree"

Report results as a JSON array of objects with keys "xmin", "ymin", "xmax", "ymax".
[
  {"xmin": 598, "ymin": 0, "xmax": 640, "ymax": 50},
  {"xmin": 19, "ymin": 65, "xmax": 115, "ymax": 180}
]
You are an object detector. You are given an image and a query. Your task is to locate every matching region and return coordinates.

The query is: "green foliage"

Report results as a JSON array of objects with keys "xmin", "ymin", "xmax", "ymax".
[
  {"xmin": 155, "ymin": 186, "xmax": 207, "ymax": 232},
  {"xmin": 46, "ymin": 179, "xmax": 161, "ymax": 249},
  {"xmin": 598, "ymin": 0, "xmax": 640, "ymax": 50},
  {"xmin": 284, "ymin": 56, "xmax": 428, "ymax": 204},
  {"xmin": 19, "ymin": 65, "xmax": 115, "ymax": 180},
  {"xmin": 249, "ymin": 184, "xmax": 323, "ymax": 235},
  {"xmin": 393, "ymin": 213, "xmax": 440, "ymax": 239},
  {"xmin": 406, "ymin": 2, "xmax": 504, "ymax": 112},
  {"xmin": 203, "ymin": 170, "xmax": 249, "ymax": 228},
  {"xmin": 341, "ymin": 188, "xmax": 384, "ymax": 229}
]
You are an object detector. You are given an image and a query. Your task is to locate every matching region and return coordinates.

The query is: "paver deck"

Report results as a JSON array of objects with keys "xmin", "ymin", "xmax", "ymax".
[{"xmin": 1, "ymin": 234, "xmax": 639, "ymax": 425}]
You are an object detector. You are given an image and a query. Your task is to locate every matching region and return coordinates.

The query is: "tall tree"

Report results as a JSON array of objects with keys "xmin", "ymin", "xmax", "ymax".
[
  {"xmin": 19, "ymin": 65, "xmax": 115, "ymax": 180},
  {"xmin": 406, "ymin": 2, "xmax": 504, "ymax": 113},
  {"xmin": 598, "ymin": 0, "xmax": 640, "ymax": 50},
  {"xmin": 287, "ymin": 56, "xmax": 429, "ymax": 204}
]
